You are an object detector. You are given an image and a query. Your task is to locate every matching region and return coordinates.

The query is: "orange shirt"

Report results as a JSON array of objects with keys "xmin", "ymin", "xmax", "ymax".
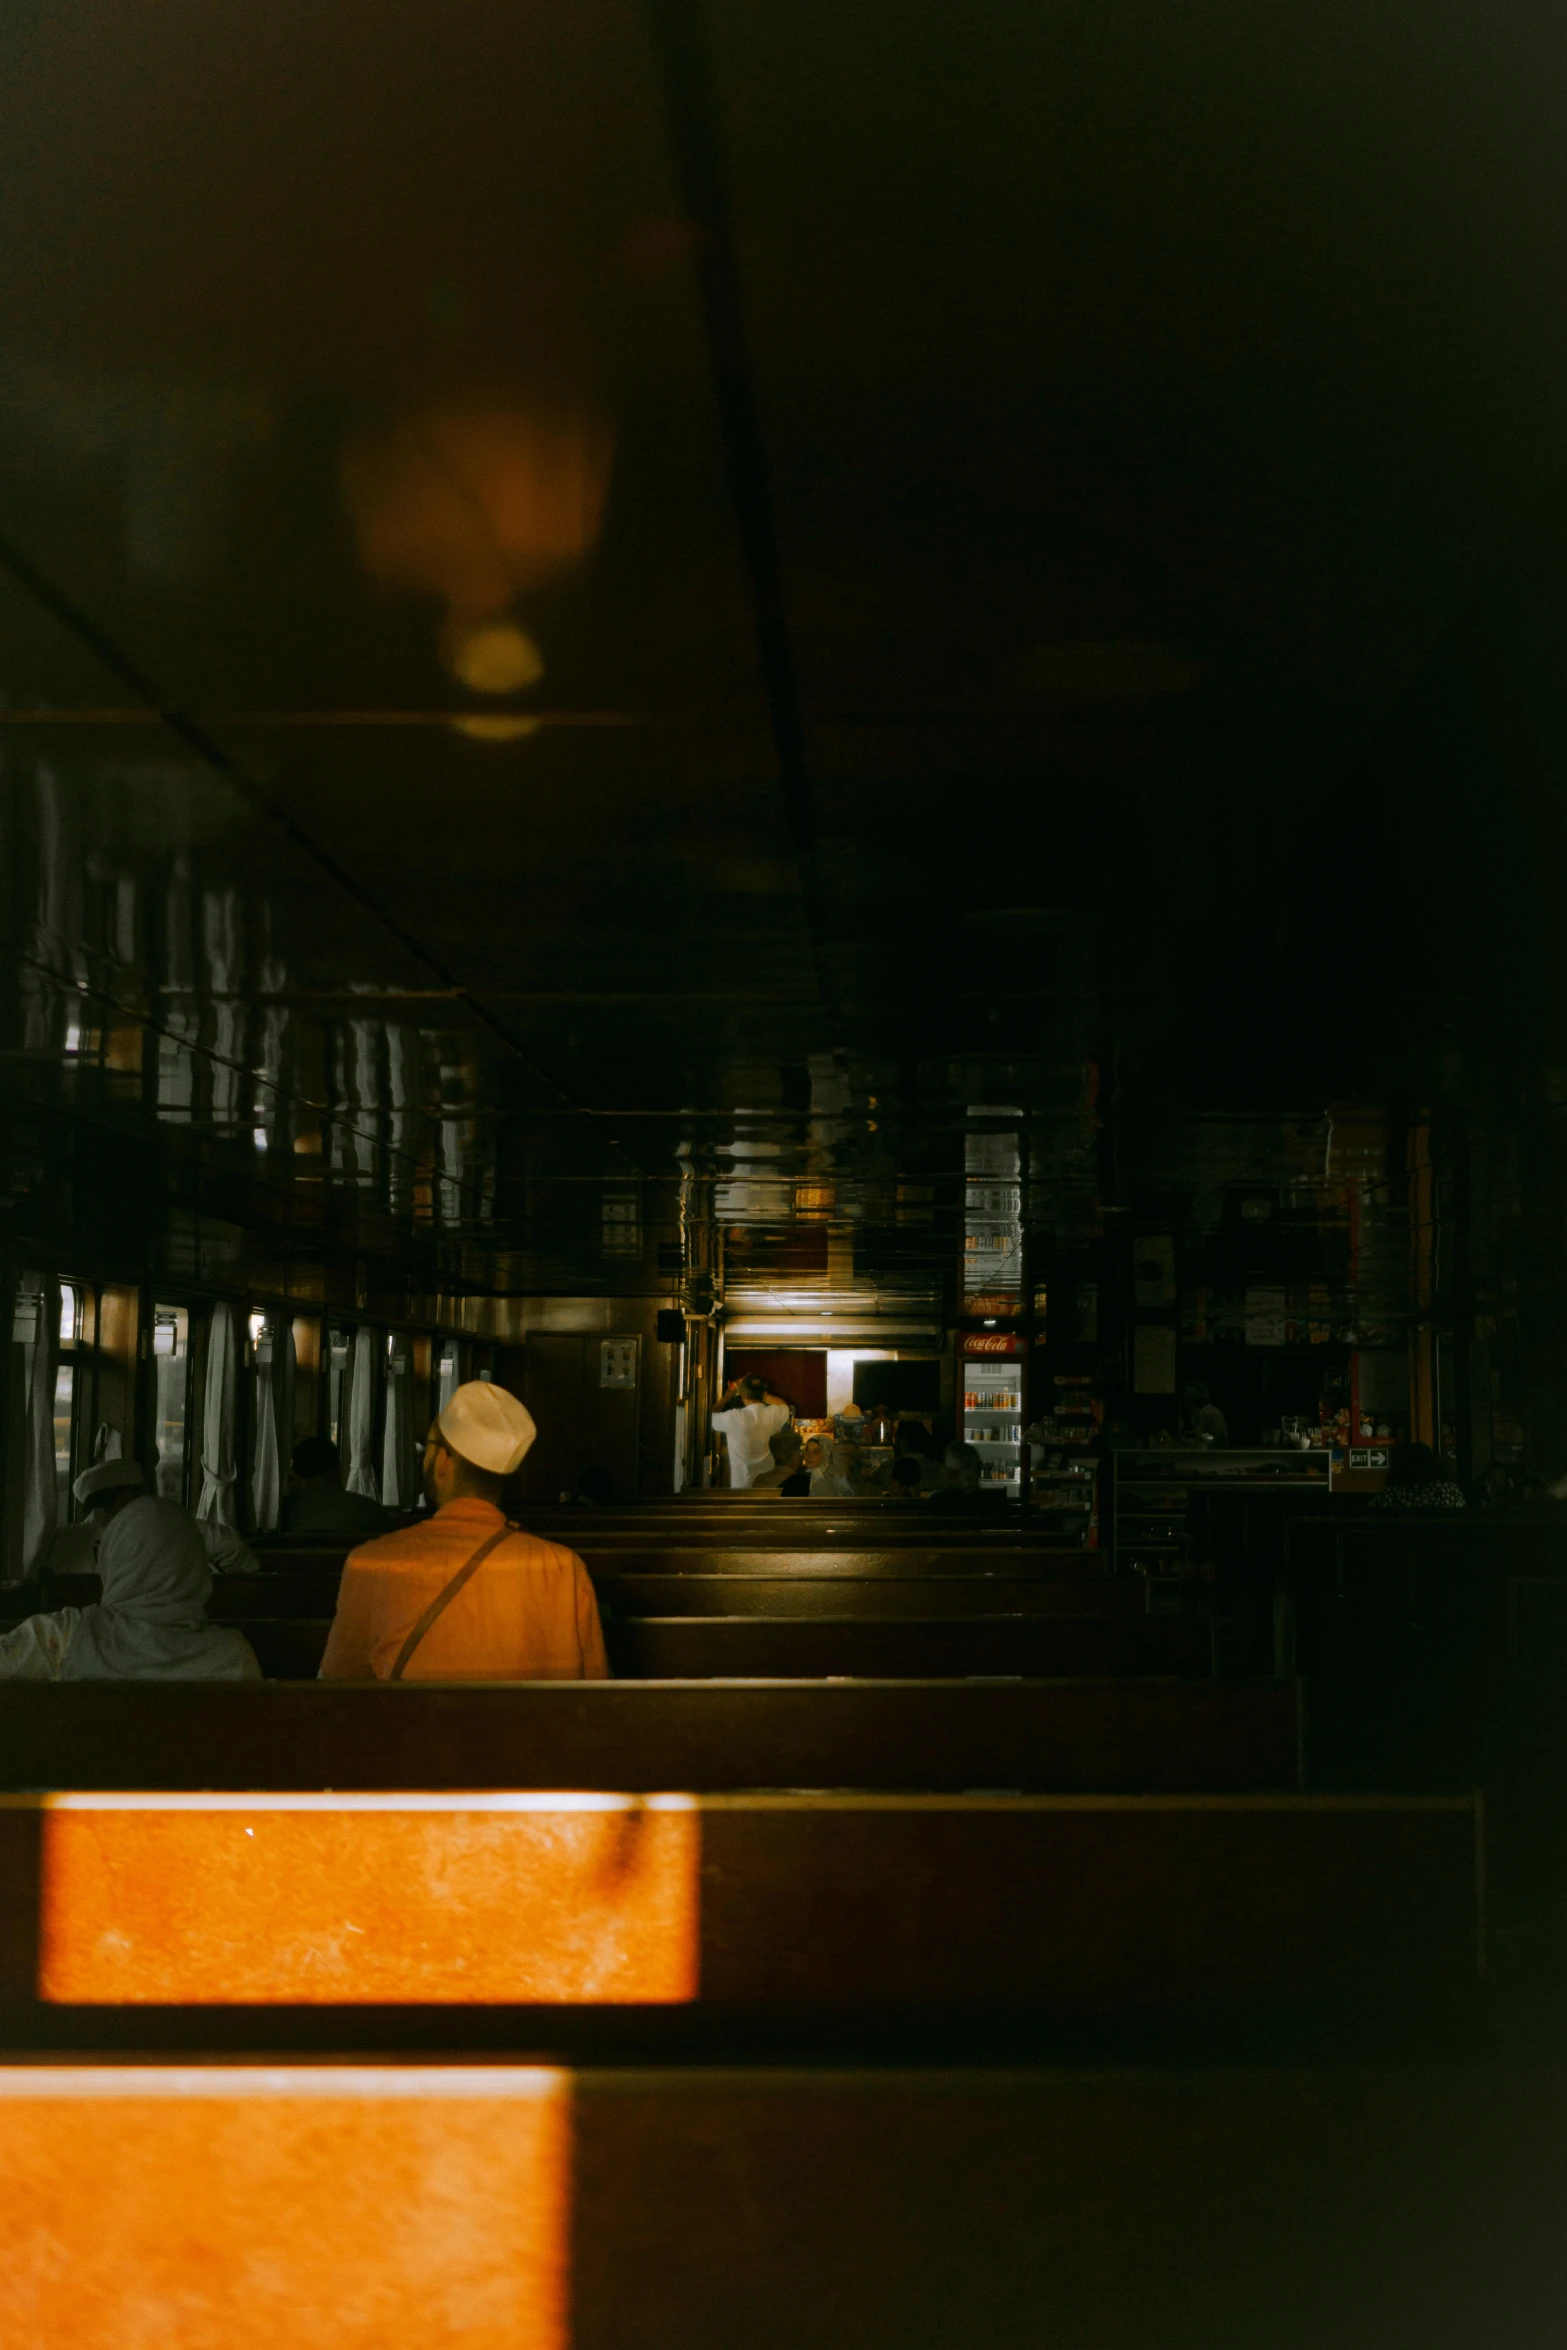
[{"xmin": 318, "ymin": 1498, "xmax": 609, "ymax": 1682}]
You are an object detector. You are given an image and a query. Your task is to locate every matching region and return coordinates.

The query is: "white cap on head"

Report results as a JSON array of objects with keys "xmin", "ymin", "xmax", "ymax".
[
  {"xmin": 437, "ymin": 1380, "xmax": 536, "ymax": 1476},
  {"xmin": 73, "ymin": 1458, "xmax": 146, "ymax": 1509}
]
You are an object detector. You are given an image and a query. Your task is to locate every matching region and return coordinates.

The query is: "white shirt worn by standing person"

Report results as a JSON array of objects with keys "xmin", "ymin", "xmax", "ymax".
[{"xmin": 711, "ymin": 1397, "xmax": 792, "ymax": 1489}]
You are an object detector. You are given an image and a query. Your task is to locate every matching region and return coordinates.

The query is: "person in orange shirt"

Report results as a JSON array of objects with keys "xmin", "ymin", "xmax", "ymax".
[{"xmin": 318, "ymin": 1381, "xmax": 609, "ymax": 1681}]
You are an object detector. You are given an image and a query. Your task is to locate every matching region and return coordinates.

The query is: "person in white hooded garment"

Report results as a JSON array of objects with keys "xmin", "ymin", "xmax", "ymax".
[
  {"xmin": 0, "ymin": 1493, "xmax": 260, "ymax": 1681},
  {"xmin": 809, "ymin": 1437, "xmax": 873, "ymax": 1497}
]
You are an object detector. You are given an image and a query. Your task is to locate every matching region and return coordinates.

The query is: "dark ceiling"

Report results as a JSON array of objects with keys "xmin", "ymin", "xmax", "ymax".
[{"xmin": 3, "ymin": 0, "xmax": 1567, "ymax": 1305}]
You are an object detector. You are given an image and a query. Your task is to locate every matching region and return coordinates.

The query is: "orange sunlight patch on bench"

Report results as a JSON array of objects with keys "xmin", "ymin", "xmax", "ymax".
[
  {"xmin": 38, "ymin": 1794, "xmax": 700, "ymax": 2006},
  {"xmin": 0, "ymin": 2065, "xmax": 570, "ymax": 2349}
]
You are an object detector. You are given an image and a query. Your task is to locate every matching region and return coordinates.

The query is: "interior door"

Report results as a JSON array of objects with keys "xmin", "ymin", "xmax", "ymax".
[{"xmin": 517, "ymin": 1333, "xmax": 641, "ymax": 1503}]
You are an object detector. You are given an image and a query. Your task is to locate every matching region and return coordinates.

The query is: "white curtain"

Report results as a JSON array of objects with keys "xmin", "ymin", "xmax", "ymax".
[
  {"xmin": 345, "ymin": 1327, "xmax": 379, "ymax": 1498},
  {"xmin": 197, "ymin": 1302, "xmax": 239, "ymax": 1528},
  {"xmin": 380, "ymin": 1343, "xmax": 412, "ymax": 1508},
  {"xmin": 250, "ymin": 1327, "xmax": 282, "ymax": 1532},
  {"xmin": 20, "ymin": 1273, "xmax": 59, "ymax": 1578}
]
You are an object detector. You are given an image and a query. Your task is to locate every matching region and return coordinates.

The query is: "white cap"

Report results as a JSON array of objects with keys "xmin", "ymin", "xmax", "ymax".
[
  {"xmin": 437, "ymin": 1380, "xmax": 536, "ymax": 1476},
  {"xmin": 73, "ymin": 1458, "xmax": 146, "ymax": 1509}
]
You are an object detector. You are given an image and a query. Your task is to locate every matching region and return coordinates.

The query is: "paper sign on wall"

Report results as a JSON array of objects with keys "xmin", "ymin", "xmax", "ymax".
[
  {"xmin": 1244, "ymin": 1287, "xmax": 1288, "ymax": 1347},
  {"xmin": 600, "ymin": 1338, "xmax": 638, "ymax": 1390}
]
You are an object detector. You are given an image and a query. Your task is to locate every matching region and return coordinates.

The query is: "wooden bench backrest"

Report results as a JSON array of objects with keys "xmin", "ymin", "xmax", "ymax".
[{"xmin": 0, "ymin": 1677, "xmax": 1302, "ymax": 1791}]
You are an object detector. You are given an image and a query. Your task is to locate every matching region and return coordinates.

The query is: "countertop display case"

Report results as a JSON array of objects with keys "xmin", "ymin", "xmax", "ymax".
[
  {"xmin": 1112, "ymin": 1447, "xmax": 1332, "ymax": 1580},
  {"xmin": 1026, "ymin": 1375, "xmax": 1103, "ymax": 1544}
]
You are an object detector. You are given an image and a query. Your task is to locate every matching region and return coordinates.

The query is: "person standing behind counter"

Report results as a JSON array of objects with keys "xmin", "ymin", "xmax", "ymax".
[{"xmin": 711, "ymin": 1374, "xmax": 793, "ymax": 1490}]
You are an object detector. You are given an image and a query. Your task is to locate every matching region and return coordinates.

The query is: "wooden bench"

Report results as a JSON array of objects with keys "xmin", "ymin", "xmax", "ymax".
[
  {"xmin": 252, "ymin": 1538, "xmax": 1099, "ymax": 1568},
  {"xmin": 0, "ymin": 1790, "xmax": 1479, "ymax": 2035},
  {"xmin": 37, "ymin": 1566, "xmax": 1145, "ymax": 1624},
  {"xmin": 227, "ymin": 1613, "xmax": 1213, "ymax": 1681},
  {"xmin": 244, "ymin": 1526, "xmax": 1088, "ymax": 1568},
  {"xmin": 41, "ymin": 1552, "xmax": 1137, "ymax": 1622},
  {"xmin": 0, "ymin": 2059, "xmax": 1554, "ymax": 2348},
  {"xmin": 591, "ymin": 1573, "xmax": 1146, "ymax": 1618},
  {"xmin": 603, "ymin": 1615, "xmax": 1213, "ymax": 1679},
  {"xmin": 0, "ymin": 1677, "xmax": 1302, "ymax": 1792},
  {"xmin": 1276, "ymin": 1513, "xmax": 1567, "ymax": 1775}
]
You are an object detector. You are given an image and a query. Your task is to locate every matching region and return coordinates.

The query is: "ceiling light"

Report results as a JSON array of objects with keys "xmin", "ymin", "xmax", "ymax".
[{"xmin": 444, "ymin": 617, "xmax": 544, "ymax": 695}]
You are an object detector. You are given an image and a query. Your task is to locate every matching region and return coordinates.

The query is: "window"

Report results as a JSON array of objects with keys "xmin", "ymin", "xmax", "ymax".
[
  {"xmin": 602, "ymin": 1186, "xmax": 642, "ymax": 1259},
  {"xmin": 53, "ymin": 1283, "xmax": 84, "ymax": 1517},
  {"xmin": 152, "ymin": 1305, "xmax": 191, "ymax": 1503},
  {"xmin": 51, "ymin": 1363, "xmax": 75, "ymax": 1518},
  {"xmin": 246, "ymin": 1312, "xmax": 283, "ymax": 1530},
  {"xmin": 381, "ymin": 1334, "xmax": 415, "ymax": 1508},
  {"xmin": 328, "ymin": 1328, "xmax": 353, "ymax": 1449}
]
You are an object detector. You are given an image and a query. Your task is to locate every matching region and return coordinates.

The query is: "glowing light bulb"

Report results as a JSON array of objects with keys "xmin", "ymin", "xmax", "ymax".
[{"xmin": 444, "ymin": 617, "xmax": 544, "ymax": 695}]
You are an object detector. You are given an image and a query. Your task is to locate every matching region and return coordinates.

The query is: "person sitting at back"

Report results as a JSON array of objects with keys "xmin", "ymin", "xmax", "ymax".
[
  {"xmin": 280, "ymin": 1436, "xmax": 402, "ymax": 1536},
  {"xmin": 1371, "ymin": 1440, "xmax": 1466, "ymax": 1513},
  {"xmin": 1180, "ymin": 1380, "xmax": 1230, "ymax": 1448},
  {"xmin": 0, "ymin": 1488, "xmax": 259, "ymax": 1681},
  {"xmin": 809, "ymin": 1436, "xmax": 871, "ymax": 1497},
  {"xmin": 556, "ymin": 1466, "xmax": 620, "ymax": 1504},
  {"xmin": 888, "ymin": 1454, "xmax": 925, "ymax": 1501},
  {"xmin": 929, "ymin": 1439, "xmax": 996, "ymax": 1513},
  {"xmin": 752, "ymin": 1428, "xmax": 811, "ymax": 1493},
  {"xmin": 874, "ymin": 1421, "xmax": 945, "ymax": 1495},
  {"xmin": 319, "ymin": 1381, "xmax": 609, "ymax": 1681},
  {"xmin": 46, "ymin": 1457, "xmax": 260, "ymax": 1577}
]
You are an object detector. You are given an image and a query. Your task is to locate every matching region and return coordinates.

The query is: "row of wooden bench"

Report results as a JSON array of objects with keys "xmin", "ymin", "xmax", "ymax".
[
  {"xmin": 34, "ymin": 1551, "xmax": 1196, "ymax": 1680},
  {"xmin": 45, "ymin": 1560, "xmax": 1151, "ymax": 1614},
  {"xmin": 233, "ymin": 1611, "xmax": 1214, "ymax": 1680},
  {"xmin": 2, "ymin": 1506, "xmax": 1520, "ymax": 2341},
  {"xmin": 9, "ymin": 2060, "xmax": 1559, "ymax": 2348},
  {"xmin": 0, "ymin": 1784, "xmax": 1479, "ymax": 2047},
  {"xmin": 0, "ymin": 1676, "xmax": 1301, "ymax": 1791}
]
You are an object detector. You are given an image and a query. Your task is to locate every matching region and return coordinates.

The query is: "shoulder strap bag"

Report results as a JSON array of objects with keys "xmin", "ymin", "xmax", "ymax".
[{"xmin": 389, "ymin": 1524, "xmax": 516, "ymax": 1680}]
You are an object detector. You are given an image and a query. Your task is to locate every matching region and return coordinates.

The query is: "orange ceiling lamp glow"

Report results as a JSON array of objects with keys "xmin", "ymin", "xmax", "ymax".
[
  {"xmin": 38, "ymin": 1792, "xmax": 698, "ymax": 2007},
  {"xmin": 342, "ymin": 404, "xmax": 615, "ymax": 618}
]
